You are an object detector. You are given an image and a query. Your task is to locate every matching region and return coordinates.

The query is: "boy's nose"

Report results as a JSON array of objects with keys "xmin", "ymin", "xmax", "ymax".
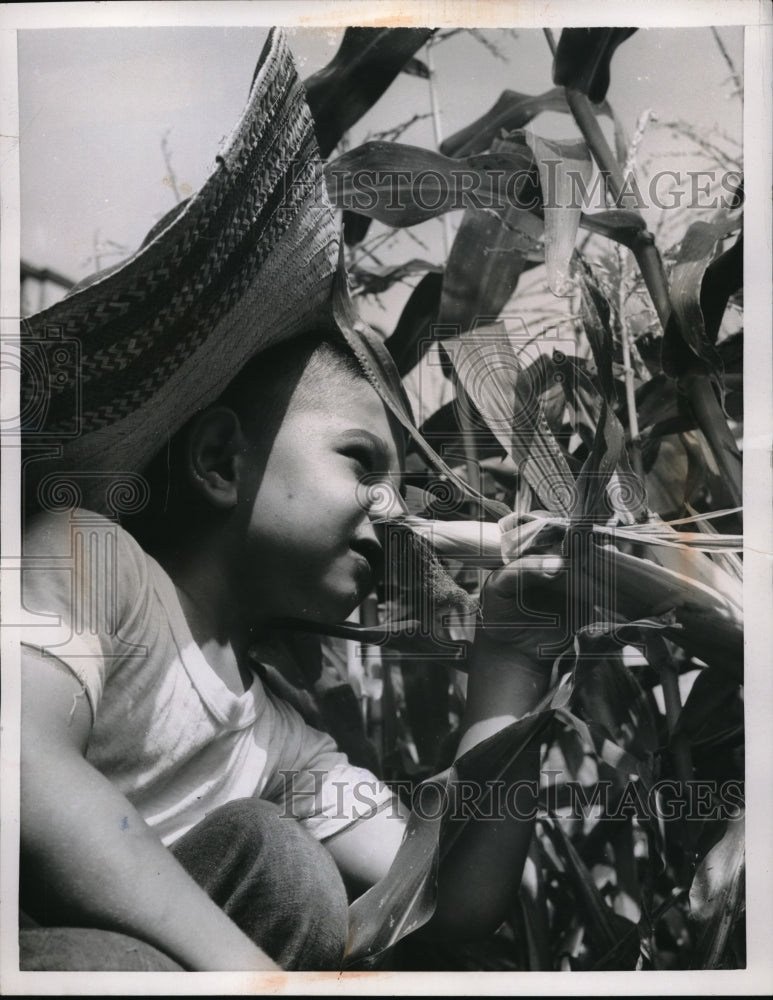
[{"xmin": 356, "ymin": 475, "xmax": 407, "ymax": 522}]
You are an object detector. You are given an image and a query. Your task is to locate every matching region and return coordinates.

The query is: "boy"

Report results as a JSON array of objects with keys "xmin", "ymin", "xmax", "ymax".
[{"xmin": 18, "ymin": 30, "xmax": 554, "ymax": 971}]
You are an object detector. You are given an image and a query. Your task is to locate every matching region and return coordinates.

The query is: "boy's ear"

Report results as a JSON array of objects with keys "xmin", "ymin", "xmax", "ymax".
[{"xmin": 186, "ymin": 407, "xmax": 246, "ymax": 508}]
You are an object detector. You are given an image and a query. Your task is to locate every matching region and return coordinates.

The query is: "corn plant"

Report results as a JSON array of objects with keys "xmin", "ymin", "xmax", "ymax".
[{"xmin": 284, "ymin": 26, "xmax": 746, "ymax": 971}]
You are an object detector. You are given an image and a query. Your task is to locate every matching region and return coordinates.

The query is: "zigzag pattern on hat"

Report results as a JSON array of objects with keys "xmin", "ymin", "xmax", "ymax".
[{"xmin": 23, "ymin": 30, "xmax": 339, "ymax": 483}]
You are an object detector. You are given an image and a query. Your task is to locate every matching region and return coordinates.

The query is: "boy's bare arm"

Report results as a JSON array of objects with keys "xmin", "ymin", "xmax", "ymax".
[
  {"xmin": 325, "ymin": 560, "xmax": 556, "ymax": 940},
  {"xmin": 422, "ymin": 634, "xmax": 547, "ymax": 939},
  {"xmin": 21, "ymin": 647, "xmax": 281, "ymax": 972}
]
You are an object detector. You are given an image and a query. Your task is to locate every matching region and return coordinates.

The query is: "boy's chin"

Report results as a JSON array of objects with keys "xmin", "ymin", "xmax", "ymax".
[
  {"xmin": 296, "ymin": 585, "xmax": 367, "ymax": 627},
  {"xmin": 310, "ymin": 594, "xmax": 362, "ymax": 626}
]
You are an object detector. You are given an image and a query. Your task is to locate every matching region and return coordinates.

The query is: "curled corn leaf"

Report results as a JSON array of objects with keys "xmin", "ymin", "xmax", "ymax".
[{"xmin": 524, "ymin": 132, "xmax": 593, "ymax": 296}]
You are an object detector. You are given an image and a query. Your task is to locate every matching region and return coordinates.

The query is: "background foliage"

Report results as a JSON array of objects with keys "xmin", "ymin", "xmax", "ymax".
[{"xmin": 283, "ymin": 26, "xmax": 745, "ymax": 972}]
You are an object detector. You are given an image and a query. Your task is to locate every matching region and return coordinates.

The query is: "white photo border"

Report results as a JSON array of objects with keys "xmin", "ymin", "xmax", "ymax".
[{"xmin": 1, "ymin": 1, "xmax": 770, "ymax": 995}]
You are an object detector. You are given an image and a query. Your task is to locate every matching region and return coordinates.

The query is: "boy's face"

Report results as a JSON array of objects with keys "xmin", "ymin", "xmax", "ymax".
[{"xmin": 235, "ymin": 375, "xmax": 404, "ymax": 625}]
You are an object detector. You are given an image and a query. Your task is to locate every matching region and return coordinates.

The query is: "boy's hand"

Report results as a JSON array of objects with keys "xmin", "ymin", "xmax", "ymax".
[{"xmin": 476, "ymin": 554, "xmax": 571, "ymax": 666}]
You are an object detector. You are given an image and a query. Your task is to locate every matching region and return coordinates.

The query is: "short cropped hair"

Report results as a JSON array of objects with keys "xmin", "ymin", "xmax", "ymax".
[
  {"xmin": 220, "ymin": 331, "xmax": 367, "ymax": 441},
  {"xmin": 124, "ymin": 332, "xmax": 370, "ymax": 552}
]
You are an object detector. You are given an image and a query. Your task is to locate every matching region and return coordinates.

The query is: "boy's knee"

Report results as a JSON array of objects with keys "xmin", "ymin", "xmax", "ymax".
[
  {"xmin": 19, "ymin": 927, "xmax": 184, "ymax": 971},
  {"xmin": 174, "ymin": 796, "xmax": 348, "ymax": 970},
  {"xmin": 242, "ymin": 802, "xmax": 349, "ymax": 969}
]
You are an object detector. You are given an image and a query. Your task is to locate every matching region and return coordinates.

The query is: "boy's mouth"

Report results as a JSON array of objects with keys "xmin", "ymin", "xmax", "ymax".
[{"xmin": 350, "ymin": 538, "xmax": 384, "ymax": 584}]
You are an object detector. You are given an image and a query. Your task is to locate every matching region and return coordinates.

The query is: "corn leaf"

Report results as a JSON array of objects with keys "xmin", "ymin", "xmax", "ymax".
[
  {"xmin": 325, "ymin": 141, "xmax": 541, "ymax": 230},
  {"xmin": 578, "ymin": 259, "xmax": 617, "ymax": 403},
  {"xmin": 333, "ymin": 268, "xmax": 510, "ymax": 520},
  {"xmin": 519, "ymin": 841, "xmax": 553, "ymax": 970},
  {"xmin": 304, "ymin": 27, "xmax": 435, "ymax": 156},
  {"xmin": 654, "ymin": 217, "xmax": 744, "ymax": 520},
  {"xmin": 701, "ymin": 233, "xmax": 743, "ymax": 344},
  {"xmin": 554, "ymin": 353, "xmax": 646, "ymax": 523},
  {"xmin": 644, "ymin": 430, "xmax": 718, "ymax": 515},
  {"xmin": 445, "ymin": 325, "xmax": 577, "ymax": 515},
  {"xmin": 673, "ymin": 668, "xmax": 742, "ymax": 742},
  {"xmin": 573, "ymin": 401, "xmax": 626, "ymax": 521},
  {"xmin": 688, "ymin": 817, "xmax": 745, "ymax": 968},
  {"xmin": 571, "ymin": 659, "xmax": 659, "ymax": 767},
  {"xmin": 636, "ymin": 372, "xmax": 690, "ymax": 434},
  {"xmin": 553, "ymin": 28, "xmax": 638, "ymax": 103},
  {"xmin": 577, "ymin": 546, "xmax": 742, "ymax": 677},
  {"xmin": 438, "ymin": 207, "xmax": 533, "ymax": 336},
  {"xmin": 345, "ymin": 711, "xmax": 553, "ymax": 966},
  {"xmin": 440, "ymin": 87, "xmax": 625, "ymax": 159},
  {"xmin": 402, "ymin": 56, "xmax": 429, "ymax": 79},
  {"xmin": 524, "ymin": 133, "xmax": 593, "ymax": 296},
  {"xmin": 384, "ymin": 271, "xmax": 443, "ymax": 376},
  {"xmin": 441, "ymin": 87, "xmax": 569, "ymax": 157},
  {"xmin": 350, "ymin": 258, "xmax": 441, "ymax": 296},
  {"xmin": 678, "ymin": 374, "xmax": 742, "ymax": 508},
  {"xmin": 417, "ymin": 399, "xmax": 507, "ymax": 463},
  {"xmin": 284, "ymin": 616, "xmax": 472, "ymax": 660},
  {"xmin": 663, "ymin": 214, "xmax": 743, "ymax": 379},
  {"xmin": 580, "ymin": 209, "xmax": 647, "ymax": 248},
  {"xmin": 542, "ymin": 817, "xmax": 641, "ymax": 969},
  {"xmin": 557, "ymin": 708, "xmax": 653, "ymax": 789},
  {"xmin": 682, "ymin": 501, "xmax": 743, "ymax": 583},
  {"xmin": 343, "ymin": 209, "xmax": 373, "ymax": 247}
]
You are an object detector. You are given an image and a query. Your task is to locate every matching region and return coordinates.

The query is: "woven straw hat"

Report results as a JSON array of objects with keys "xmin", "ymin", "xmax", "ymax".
[
  {"xmin": 22, "ymin": 30, "xmax": 347, "ymax": 513},
  {"xmin": 22, "ymin": 27, "xmax": 498, "ymax": 520}
]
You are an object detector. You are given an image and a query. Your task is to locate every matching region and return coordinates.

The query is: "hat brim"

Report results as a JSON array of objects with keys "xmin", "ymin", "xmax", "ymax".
[{"xmin": 23, "ymin": 29, "xmax": 339, "ymax": 513}]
